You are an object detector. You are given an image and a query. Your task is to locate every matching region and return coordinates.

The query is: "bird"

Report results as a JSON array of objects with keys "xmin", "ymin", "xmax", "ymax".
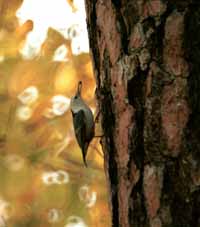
[{"xmin": 70, "ymin": 81, "xmax": 95, "ymax": 167}]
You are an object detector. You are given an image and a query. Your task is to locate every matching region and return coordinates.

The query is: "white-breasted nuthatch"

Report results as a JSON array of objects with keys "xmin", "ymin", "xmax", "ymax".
[{"xmin": 70, "ymin": 81, "xmax": 95, "ymax": 167}]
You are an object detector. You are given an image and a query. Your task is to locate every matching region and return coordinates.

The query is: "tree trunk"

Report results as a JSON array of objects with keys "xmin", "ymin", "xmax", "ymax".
[{"xmin": 84, "ymin": 0, "xmax": 200, "ymax": 226}]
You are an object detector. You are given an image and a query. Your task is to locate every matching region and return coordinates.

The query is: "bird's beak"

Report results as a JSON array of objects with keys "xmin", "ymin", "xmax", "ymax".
[{"xmin": 76, "ymin": 81, "xmax": 82, "ymax": 96}]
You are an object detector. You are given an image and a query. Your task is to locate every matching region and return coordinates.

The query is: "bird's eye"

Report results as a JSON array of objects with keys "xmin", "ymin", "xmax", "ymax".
[{"xmin": 74, "ymin": 96, "xmax": 77, "ymax": 99}]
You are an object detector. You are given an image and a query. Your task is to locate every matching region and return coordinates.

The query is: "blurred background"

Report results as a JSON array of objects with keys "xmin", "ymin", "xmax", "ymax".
[{"xmin": 0, "ymin": 0, "xmax": 110, "ymax": 226}]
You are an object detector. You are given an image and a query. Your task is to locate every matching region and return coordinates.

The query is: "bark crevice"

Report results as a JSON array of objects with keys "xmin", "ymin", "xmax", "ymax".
[
  {"xmin": 111, "ymin": 0, "xmax": 128, "ymax": 54},
  {"xmin": 101, "ymin": 49, "xmax": 119, "ymax": 227}
]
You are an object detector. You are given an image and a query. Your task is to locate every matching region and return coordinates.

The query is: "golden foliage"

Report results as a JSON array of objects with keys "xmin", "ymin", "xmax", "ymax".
[{"xmin": 0, "ymin": 0, "xmax": 110, "ymax": 226}]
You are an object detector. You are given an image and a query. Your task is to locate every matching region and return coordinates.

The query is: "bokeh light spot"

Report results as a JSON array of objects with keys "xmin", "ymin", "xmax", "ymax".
[
  {"xmin": 47, "ymin": 208, "xmax": 63, "ymax": 223},
  {"xmin": 16, "ymin": 105, "xmax": 33, "ymax": 121},
  {"xmin": 79, "ymin": 185, "xmax": 97, "ymax": 208},
  {"xmin": 53, "ymin": 44, "xmax": 68, "ymax": 62},
  {"xmin": 0, "ymin": 198, "xmax": 13, "ymax": 221},
  {"xmin": 42, "ymin": 170, "xmax": 69, "ymax": 185},
  {"xmin": 51, "ymin": 95, "xmax": 70, "ymax": 116},
  {"xmin": 17, "ymin": 86, "xmax": 39, "ymax": 105},
  {"xmin": 65, "ymin": 216, "xmax": 87, "ymax": 227}
]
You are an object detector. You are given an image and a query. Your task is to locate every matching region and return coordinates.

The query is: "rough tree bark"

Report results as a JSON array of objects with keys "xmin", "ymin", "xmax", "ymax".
[{"xmin": 84, "ymin": 0, "xmax": 200, "ymax": 226}]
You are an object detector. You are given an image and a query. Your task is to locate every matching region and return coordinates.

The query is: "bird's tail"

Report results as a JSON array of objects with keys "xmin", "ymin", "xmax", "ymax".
[
  {"xmin": 82, "ymin": 142, "xmax": 89, "ymax": 167},
  {"xmin": 83, "ymin": 155, "xmax": 88, "ymax": 167}
]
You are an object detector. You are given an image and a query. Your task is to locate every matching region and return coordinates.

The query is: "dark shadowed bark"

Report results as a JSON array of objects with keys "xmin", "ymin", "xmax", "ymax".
[{"xmin": 84, "ymin": 0, "xmax": 200, "ymax": 226}]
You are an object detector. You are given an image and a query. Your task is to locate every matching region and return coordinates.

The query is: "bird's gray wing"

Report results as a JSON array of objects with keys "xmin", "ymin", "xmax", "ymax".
[
  {"xmin": 72, "ymin": 110, "xmax": 89, "ymax": 166},
  {"xmin": 72, "ymin": 110, "xmax": 86, "ymax": 151}
]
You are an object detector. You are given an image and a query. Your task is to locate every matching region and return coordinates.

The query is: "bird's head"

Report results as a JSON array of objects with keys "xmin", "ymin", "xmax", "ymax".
[{"xmin": 70, "ymin": 81, "xmax": 83, "ymax": 111}]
